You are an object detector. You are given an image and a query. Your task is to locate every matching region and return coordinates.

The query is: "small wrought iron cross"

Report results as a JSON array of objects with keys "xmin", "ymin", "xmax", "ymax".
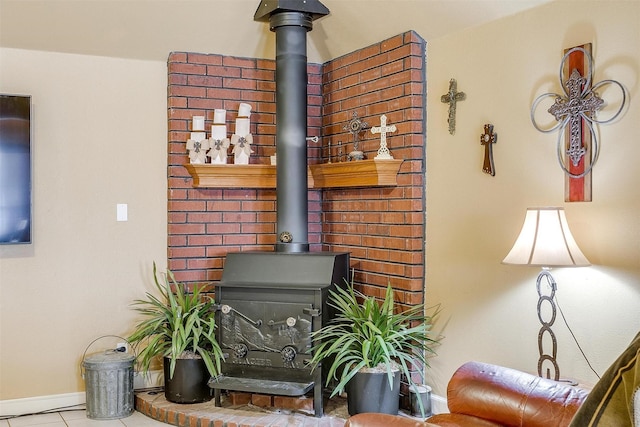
[
  {"xmin": 188, "ymin": 139, "xmax": 203, "ymax": 153},
  {"xmin": 480, "ymin": 124, "xmax": 497, "ymax": 176},
  {"xmin": 441, "ymin": 78, "xmax": 466, "ymax": 135},
  {"xmin": 343, "ymin": 111, "xmax": 368, "ymax": 151},
  {"xmin": 186, "ymin": 137, "xmax": 210, "ymax": 164}
]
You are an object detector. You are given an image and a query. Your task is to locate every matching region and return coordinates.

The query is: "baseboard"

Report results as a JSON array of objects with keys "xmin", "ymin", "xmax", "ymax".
[
  {"xmin": 0, "ymin": 392, "xmax": 85, "ymax": 417},
  {"xmin": 133, "ymin": 369, "xmax": 164, "ymax": 390},
  {"xmin": 0, "ymin": 370, "xmax": 163, "ymax": 418},
  {"xmin": 431, "ymin": 393, "xmax": 449, "ymax": 414}
]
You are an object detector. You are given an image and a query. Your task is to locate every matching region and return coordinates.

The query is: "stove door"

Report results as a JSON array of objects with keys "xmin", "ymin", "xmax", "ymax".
[{"xmin": 219, "ymin": 299, "xmax": 314, "ymax": 369}]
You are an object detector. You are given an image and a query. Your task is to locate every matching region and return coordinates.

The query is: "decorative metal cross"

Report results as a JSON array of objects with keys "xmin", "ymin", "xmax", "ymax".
[
  {"xmin": 531, "ymin": 46, "xmax": 626, "ymax": 179},
  {"xmin": 344, "ymin": 112, "xmax": 368, "ymax": 160},
  {"xmin": 208, "ymin": 137, "xmax": 230, "ymax": 164},
  {"xmin": 548, "ymin": 68, "xmax": 603, "ymax": 169},
  {"xmin": 186, "ymin": 137, "xmax": 211, "ymax": 164},
  {"xmin": 480, "ymin": 124, "xmax": 497, "ymax": 176},
  {"xmin": 371, "ymin": 114, "xmax": 396, "ymax": 160},
  {"xmin": 231, "ymin": 133, "xmax": 254, "ymax": 164},
  {"xmin": 441, "ymin": 78, "xmax": 466, "ymax": 135},
  {"xmin": 231, "ymin": 134, "xmax": 253, "ymax": 154}
]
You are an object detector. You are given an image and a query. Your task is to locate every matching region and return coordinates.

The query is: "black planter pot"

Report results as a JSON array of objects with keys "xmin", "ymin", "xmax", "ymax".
[
  {"xmin": 163, "ymin": 356, "xmax": 212, "ymax": 404},
  {"xmin": 345, "ymin": 370, "xmax": 400, "ymax": 415}
]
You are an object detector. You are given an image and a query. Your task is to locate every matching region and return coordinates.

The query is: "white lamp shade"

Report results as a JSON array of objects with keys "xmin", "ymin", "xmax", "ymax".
[{"xmin": 502, "ymin": 207, "xmax": 590, "ymax": 267}]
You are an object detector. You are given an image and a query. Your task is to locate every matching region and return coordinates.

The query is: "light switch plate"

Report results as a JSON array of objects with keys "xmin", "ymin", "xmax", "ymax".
[{"xmin": 117, "ymin": 204, "xmax": 128, "ymax": 221}]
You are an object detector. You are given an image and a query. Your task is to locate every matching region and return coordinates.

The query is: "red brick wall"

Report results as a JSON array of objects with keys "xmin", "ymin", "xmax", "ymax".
[
  {"xmin": 320, "ymin": 32, "xmax": 426, "ymax": 306},
  {"xmin": 167, "ymin": 53, "xmax": 323, "ymax": 284},
  {"xmin": 167, "ymin": 31, "xmax": 425, "ymax": 306}
]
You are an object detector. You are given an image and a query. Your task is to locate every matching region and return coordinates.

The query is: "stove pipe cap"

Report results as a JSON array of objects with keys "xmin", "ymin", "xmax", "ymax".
[{"xmin": 254, "ymin": 0, "xmax": 330, "ymax": 22}]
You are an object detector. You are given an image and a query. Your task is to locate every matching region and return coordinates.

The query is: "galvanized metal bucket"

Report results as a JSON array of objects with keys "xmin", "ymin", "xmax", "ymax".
[
  {"xmin": 81, "ymin": 337, "xmax": 135, "ymax": 420},
  {"xmin": 409, "ymin": 384, "xmax": 432, "ymax": 418}
]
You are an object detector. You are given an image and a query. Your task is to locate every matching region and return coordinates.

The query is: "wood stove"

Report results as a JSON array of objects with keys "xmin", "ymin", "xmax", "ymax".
[
  {"xmin": 207, "ymin": 1, "xmax": 344, "ymax": 417},
  {"xmin": 209, "ymin": 251, "xmax": 349, "ymax": 417}
]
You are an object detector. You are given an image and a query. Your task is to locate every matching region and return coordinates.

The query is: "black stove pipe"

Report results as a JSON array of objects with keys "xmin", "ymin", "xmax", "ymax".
[{"xmin": 254, "ymin": 0, "xmax": 329, "ymax": 253}]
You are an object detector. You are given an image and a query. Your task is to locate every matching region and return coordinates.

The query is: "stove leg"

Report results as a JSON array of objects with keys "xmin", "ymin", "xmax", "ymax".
[
  {"xmin": 312, "ymin": 362, "xmax": 325, "ymax": 417},
  {"xmin": 314, "ymin": 383, "xmax": 323, "ymax": 417}
]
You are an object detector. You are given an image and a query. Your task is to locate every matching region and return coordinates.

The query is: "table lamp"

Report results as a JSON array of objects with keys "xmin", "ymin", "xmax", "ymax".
[{"xmin": 502, "ymin": 207, "xmax": 590, "ymax": 381}]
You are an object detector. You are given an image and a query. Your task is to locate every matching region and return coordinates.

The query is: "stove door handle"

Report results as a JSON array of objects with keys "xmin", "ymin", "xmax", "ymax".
[
  {"xmin": 303, "ymin": 307, "xmax": 321, "ymax": 317},
  {"xmin": 219, "ymin": 304, "xmax": 262, "ymax": 327}
]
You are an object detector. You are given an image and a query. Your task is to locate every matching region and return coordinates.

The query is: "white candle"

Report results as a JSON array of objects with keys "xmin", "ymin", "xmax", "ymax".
[
  {"xmin": 235, "ymin": 151, "xmax": 249, "ymax": 165},
  {"xmin": 235, "ymin": 117, "xmax": 250, "ymax": 136},
  {"xmin": 211, "ymin": 124, "xmax": 227, "ymax": 140},
  {"xmin": 213, "ymin": 109, "xmax": 226, "ymax": 124},
  {"xmin": 192, "ymin": 116, "xmax": 205, "ymax": 131},
  {"xmin": 189, "ymin": 131, "xmax": 207, "ymax": 142},
  {"xmin": 238, "ymin": 103, "xmax": 252, "ymax": 118}
]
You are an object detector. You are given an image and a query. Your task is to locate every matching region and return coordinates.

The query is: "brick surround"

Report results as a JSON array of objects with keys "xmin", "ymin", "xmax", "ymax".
[
  {"xmin": 167, "ymin": 31, "xmax": 426, "ymax": 308},
  {"xmin": 135, "ymin": 391, "xmax": 348, "ymax": 427}
]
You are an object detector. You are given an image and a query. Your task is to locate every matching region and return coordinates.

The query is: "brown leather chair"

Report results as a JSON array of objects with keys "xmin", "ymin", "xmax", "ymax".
[
  {"xmin": 345, "ymin": 361, "xmax": 590, "ymax": 427},
  {"xmin": 426, "ymin": 361, "xmax": 589, "ymax": 427}
]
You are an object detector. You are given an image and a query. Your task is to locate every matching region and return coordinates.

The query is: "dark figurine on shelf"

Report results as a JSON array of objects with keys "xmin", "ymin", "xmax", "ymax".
[{"xmin": 344, "ymin": 112, "xmax": 368, "ymax": 161}]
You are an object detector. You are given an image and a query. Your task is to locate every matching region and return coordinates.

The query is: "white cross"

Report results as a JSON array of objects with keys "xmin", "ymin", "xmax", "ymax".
[{"xmin": 371, "ymin": 114, "xmax": 396, "ymax": 159}]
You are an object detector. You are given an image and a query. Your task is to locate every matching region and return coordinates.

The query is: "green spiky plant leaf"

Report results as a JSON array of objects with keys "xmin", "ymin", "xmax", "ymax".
[
  {"xmin": 310, "ymin": 277, "xmax": 440, "ymax": 409},
  {"xmin": 127, "ymin": 262, "xmax": 223, "ymax": 379}
]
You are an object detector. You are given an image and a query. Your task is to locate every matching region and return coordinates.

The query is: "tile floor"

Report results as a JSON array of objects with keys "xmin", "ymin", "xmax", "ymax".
[
  {"xmin": 0, "ymin": 392, "xmax": 349, "ymax": 427},
  {"xmin": 1, "ymin": 409, "xmax": 167, "ymax": 427}
]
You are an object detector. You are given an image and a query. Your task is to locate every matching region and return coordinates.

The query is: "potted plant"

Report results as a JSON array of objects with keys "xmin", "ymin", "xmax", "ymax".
[
  {"xmin": 310, "ymin": 279, "xmax": 440, "ymax": 417},
  {"xmin": 128, "ymin": 263, "xmax": 224, "ymax": 403}
]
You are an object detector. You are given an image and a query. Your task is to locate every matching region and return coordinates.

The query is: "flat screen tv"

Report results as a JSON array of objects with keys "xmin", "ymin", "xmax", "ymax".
[{"xmin": 0, "ymin": 94, "xmax": 32, "ymax": 244}]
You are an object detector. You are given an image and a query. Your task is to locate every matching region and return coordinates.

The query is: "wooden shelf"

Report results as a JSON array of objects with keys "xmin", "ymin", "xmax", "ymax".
[
  {"xmin": 185, "ymin": 164, "xmax": 277, "ymax": 188},
  {"xmin": 309, "ymin": 159, "xmax": 403, "ymax": 188},
  {"xmin": 184, "ymin": 159, "xmax": 402, "ymax": 189}
]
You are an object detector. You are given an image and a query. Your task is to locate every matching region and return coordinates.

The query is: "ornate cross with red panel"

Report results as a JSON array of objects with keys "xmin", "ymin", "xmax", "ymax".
[{"xmin": 531, "ymin": 44, "xmax": 626, "ymax": 202}]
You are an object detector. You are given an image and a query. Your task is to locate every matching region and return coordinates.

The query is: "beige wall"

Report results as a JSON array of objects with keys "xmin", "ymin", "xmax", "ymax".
[
  {"xmin": 0, "ymin": 49, "xmax": 168, "ymax": 400},
  {"xmin": 0, "ymin": 0, "xmax": 638, "ymax": 408},
  {"xmin": 426, "ymin": 0, "xmax": 640, "ymax": 395}
]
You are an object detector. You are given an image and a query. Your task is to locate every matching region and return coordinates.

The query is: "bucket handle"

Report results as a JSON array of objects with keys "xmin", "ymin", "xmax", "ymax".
[{"xmin": 80, "ymin": 335, "xmax": 135, "ymax": 379}]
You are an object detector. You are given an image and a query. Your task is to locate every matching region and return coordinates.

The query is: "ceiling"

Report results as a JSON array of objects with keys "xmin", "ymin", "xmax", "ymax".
[{"xmin": 0, "ymin": 0, "xmax": 553, "ymax": 63}]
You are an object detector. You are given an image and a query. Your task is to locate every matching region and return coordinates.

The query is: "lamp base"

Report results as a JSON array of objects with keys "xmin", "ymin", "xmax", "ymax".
[{"xmin": 536, "ymin": 269, "xmax": 560, "ymax": 381}]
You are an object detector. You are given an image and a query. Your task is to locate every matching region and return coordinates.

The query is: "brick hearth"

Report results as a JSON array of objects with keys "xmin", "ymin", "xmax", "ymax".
[{"xmin": 135, "ymin": 391, "xmax": 348, "ymax": 427}]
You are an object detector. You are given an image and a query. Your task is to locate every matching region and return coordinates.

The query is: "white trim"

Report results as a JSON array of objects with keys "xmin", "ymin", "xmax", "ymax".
[
  {"xmin": 133, "ymin": 370, "xmax": 163, "ymax": 390},
  {"xmin": 0, "ymin": 392, "xmax": 85, "ymax": 417},
  {"xmin": 430, "ymin": 393, "xmax": 449, "ymax": 414}
]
